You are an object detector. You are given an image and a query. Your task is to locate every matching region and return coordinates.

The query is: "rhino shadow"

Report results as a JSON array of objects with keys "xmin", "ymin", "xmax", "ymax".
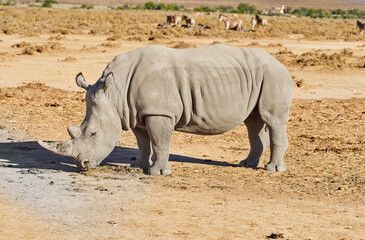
[{"xmin": 0, "ymin": 141, "xmax": 236, "ymax": 172}]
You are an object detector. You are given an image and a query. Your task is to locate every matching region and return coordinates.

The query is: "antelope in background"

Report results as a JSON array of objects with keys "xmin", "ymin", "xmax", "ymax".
[
  {"xmin": 255, "ymin": 15, "xmax": 268, "ymax": 28},
  {"xmin": 166, "ymin": 15, "xmax": 181, "ymax": 26},
  {"xmin": 218, "ymin": 14, "xmax": 242, "ymax": 30},
  {"xmin": 357, "ymin": 20, "xmax": 364, "ymax": 34},
  {"xmin": 182, "ymin": 15, "xmax": 195, "ymax": 26}
]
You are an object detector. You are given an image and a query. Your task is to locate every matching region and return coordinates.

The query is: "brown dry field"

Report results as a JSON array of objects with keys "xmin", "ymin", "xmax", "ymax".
[{"xmin": 0, "ymin": 6, "xmax": 364, "ymax": 240}]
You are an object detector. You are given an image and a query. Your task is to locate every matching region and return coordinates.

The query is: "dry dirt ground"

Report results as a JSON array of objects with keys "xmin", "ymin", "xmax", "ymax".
[{"xmin": 0, "ymin": 7, "xmax": 364, "ymax": 240}]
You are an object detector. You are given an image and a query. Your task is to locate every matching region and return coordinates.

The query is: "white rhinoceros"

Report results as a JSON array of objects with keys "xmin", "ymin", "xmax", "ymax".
[{"xmin": 38, "ymin": 44, "xmax": 293, "ymax": 175}]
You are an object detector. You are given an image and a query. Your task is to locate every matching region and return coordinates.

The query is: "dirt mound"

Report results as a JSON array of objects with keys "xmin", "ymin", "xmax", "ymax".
[
  {"xmin": 59, "ymin": 56, "xmax": 77, "ymax": 62},
  {"xmin": 12, "ymin": 41, "xmax": 64, "ymax": 55},
  {"xmin": 293, "ymin": 49, "xmax": 354, "ymax": 68},
  {"xmin": 274, "ymin": 48, "xmax": 364, "ymax": 69},
  {"xmin": 171, "ymin": 41, "xmax": 196, "ymax": 49}
]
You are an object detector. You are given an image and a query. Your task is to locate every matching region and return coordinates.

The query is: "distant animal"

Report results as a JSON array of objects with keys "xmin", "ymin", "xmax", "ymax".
[
  {"xmin": 357, "ymin": 20, "xmax": 364, "ymax": 34},
  {"xmin": 182, "ymin": 15, "xmax": 195, "ymax": 26},
  {"xmin": 218, "ymin": 14, "xmax": 242, "ymax": 30},
  {"xmin": 279, "ymin": 5, "xmax": 285, "ymax": 14},
  {"xmin": 157, "ymin": 24, "xmax": 167, "ymax": 29},
  {"xmin": 166, "ymin": 15, "xmax": 181, "ymax": 26},
  {"xmin": 265, "ymin": 5, "xmax": 285, "ymax": 15},
  {"xmin": 250, "ymin": 16, "xmax": 256, "ymax": 30},
  {"xmin": 38, "ymin": 45, "xmax": 293, "ymax": 176},
  {"xmin": 255, "ymin": 15, "xmax": 268, "ymax": 28},
  {"xmin": 195, "ymin": 24, "xmax": 211, "ymax": 30}
]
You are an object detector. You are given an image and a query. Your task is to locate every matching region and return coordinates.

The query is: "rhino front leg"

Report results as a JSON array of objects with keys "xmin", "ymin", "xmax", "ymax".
[
  {"xmin": 131, "ymin": 128, "xmax": 152, "ymax": 172},
  {"xmin": 239, "ymin": 110, "xmax": 269, "ymax": 169},
  {"xmin": 265, "ymin": 124, "xmax": 288, "ymax": 172},
  {"xmin": 145, "ymin": 115, "xmax": 174, "ymax": 176}
]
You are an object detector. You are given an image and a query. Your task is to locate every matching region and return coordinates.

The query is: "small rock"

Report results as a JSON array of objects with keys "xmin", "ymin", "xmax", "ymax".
[
  {"xmin": 107, "ymin": 221, "xmax": 118, "ymax": 226},
  {"xmin": 267, "ymin": 233, "xmax": 284, "ymax": 239}
]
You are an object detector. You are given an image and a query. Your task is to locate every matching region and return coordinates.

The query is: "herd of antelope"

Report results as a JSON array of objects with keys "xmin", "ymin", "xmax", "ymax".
[
  {"xmin": 163, "ymin": 12, "xmax": 365, "ymax": 34},
  {"xmin": 164, "ymin": 13, "xmax": 268, "ymax": 32}
]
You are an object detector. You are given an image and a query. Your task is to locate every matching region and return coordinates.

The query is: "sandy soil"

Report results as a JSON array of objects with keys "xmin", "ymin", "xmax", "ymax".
[{"xmin": 0, "ymin": 7, "xmax": 364, "ymax": 240}]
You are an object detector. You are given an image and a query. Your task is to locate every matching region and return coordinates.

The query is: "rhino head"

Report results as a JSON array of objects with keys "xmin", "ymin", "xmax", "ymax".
[{"xmin": 38, "ymin": 72, "xmax": 122, "ymax": 170}]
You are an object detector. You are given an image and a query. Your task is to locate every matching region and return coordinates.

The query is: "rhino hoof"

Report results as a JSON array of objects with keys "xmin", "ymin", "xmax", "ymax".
[
  {"xmin": 239, "ymin": 159, "xmax": 259, "ymax": 168},
  {"xmin": 149, "ymin": 165, "xmax": 172, "ymax": 176},
  {"xmin": 130, "ymin": 161, "xmax": 149, "ymax": 171},
  {"xmin": 265, "ymin": 163, "xmax": 287, "ymax": 173}
]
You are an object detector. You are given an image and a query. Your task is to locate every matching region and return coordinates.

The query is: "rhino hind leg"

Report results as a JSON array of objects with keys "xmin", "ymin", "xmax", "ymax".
[
  {"xmin": 131, "ymin": 128, "xmax": 152, "ymax": 172},
  {"xmin": 265, "ymin": 124, "xmax": 288, "ymax": 172},
  {"xmin": 145, "ymin": 115, "xmax": 174, "ymax": 176},
  {"xmin": 239, "ymin": 110, "xmax": 269, "ymax": 169}
]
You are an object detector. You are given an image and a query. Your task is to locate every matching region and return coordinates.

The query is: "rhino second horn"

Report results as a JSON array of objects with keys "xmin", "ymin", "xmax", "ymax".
[
  {"xmin": 67, "ymin": 125, "xmax": 81, "ymax": 139},
  {"xmin": 37, "ymin": 140, "xmax": 74, "ymax": 158}
]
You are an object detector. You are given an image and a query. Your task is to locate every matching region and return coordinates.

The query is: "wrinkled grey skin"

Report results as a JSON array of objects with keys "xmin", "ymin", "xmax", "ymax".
[{"xmin": 38, "ymin": 44, "xmax": 293, "ymax": 175}]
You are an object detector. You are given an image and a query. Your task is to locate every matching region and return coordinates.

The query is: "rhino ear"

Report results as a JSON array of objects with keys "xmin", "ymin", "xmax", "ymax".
[
  {"xmin": 76, "ymin": 73, "xmax": 89, "ymax": 90},
  {"xmin": 100, "ymin": 72, "xmax": 114, "ymax": 93}
]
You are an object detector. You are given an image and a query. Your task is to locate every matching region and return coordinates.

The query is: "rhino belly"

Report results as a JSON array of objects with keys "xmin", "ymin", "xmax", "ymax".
[
  {"xmin": 174, "ymin": 67, "xmax": 259, "ymax": 135},
  {"xmin": 175, "ymin": 111, "xmax": 246, "ymax": 135}
]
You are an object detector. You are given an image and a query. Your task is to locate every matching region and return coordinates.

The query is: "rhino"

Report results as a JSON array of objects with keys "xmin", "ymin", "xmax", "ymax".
[{"xmin": 38, "ymin": 44, "xmax": 293, "ymax": 175}]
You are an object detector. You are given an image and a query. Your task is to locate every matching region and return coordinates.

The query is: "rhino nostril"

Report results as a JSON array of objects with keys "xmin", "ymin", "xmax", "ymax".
[
  {"xmin": 74, "ymin": 158, "xmax": 90, "ymax": 170},
  {"xmin": 82, "ymin": 160, "xmax": 91, "ymax": 170}
]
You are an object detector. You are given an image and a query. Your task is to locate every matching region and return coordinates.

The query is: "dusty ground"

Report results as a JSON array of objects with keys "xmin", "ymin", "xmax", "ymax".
[{"xmin": 0, "ymin": 6, "xmax": 364, "ymax": 240}]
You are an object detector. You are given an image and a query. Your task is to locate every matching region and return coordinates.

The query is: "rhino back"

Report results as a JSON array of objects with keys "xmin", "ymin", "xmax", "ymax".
[{"xmin": 126, "ymin": 45, "xmax": 278, "ymax": 134}]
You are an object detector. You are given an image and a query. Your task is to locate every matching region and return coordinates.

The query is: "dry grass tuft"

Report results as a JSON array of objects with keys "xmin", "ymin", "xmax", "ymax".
[
  {"xmin": 172, "ymin": 41, "xmax": 196, "ymax": 48},
  {"xmin": 274, "ymin": 48, "xmax": 363, "ymax": 69},
  {"xmin": 12, "ymin": 41, "xmax": 64, "ymax": 55}
]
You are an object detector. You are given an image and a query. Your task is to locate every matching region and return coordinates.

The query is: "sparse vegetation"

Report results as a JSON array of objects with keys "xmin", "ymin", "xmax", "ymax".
[
  {"xmin": 41, "ymin": 0, "xmax": 58, "ymax": 8},
  {"xmin": 116, "ymin": 4, "xmax": 130, "ymax": 10},
  {"xmin": 80, "ymin": 4, "xmax": 94, "ymax": 10},
  {"xmin": 237, "ymin": 3, "xmax": 259, "ymax": 14},
  {"xmin": 2, "ymin": 0, "xmax": 17, "ymax": 6},
  {"xmin": 143, "ymin": 1, "xmax": 184, "ymax": 11},
  {"xmin": 112, "ymin": 1, "xmax": 365, "ymax": 19},
  {"xmin": 0, "ymin": 1, "xmax": 363, "ymax": 19}
]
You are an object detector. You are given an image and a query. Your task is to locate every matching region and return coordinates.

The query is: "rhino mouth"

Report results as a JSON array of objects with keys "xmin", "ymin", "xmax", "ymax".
[{"xmin": 74, "ymin": 157, "xmax": 92, "ymax": 171}]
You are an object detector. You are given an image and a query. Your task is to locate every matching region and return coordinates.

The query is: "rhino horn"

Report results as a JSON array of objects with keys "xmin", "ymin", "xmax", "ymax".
[
  {"xmin": 37, "ymin": 140, "xmax": 74, "ymax": 158},
  {"xmin": 67, "ymin": 125, "xmax": 81, "ymax": 139}
]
